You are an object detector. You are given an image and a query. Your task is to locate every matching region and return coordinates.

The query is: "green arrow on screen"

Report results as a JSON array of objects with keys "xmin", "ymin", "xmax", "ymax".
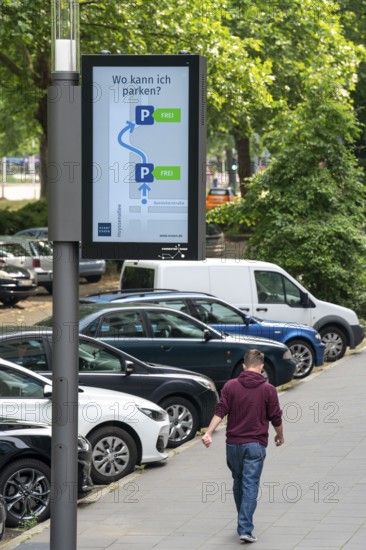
[
  {"xmin": 152, "ymin": 166, "xmax": 181, "ymax": 180},
  {"xmin": 153, "ymin": 108, "xmax": 181, "ymax": 122}
]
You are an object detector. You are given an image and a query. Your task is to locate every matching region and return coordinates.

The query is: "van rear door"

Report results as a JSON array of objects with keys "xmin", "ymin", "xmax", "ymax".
[{"xmin": 208, "ymin": 266, "xmax": 253, "ymax": 314}]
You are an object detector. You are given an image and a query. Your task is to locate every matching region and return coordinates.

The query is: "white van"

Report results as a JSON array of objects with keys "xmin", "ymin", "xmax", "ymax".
[{"xmin": 120, "ymin": 259, "xmax": 365, "ymax": 361}]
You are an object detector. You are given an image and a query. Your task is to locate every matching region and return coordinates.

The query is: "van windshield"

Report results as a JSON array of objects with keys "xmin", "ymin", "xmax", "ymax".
[{"xmin": 121, "ymin": 266, "xmax": 154, "ymax": 289}]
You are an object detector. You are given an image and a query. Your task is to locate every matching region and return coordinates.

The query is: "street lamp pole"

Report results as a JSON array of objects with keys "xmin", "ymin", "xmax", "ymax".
[{"xmin": 49, "ymin": 2, "xmax": 81, "ymax": 548}]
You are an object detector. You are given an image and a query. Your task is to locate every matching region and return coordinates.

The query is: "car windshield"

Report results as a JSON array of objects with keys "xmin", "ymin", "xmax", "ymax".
[
  {"xmin": 0, "ymin": 243, "xmax": 31, "ymax": 258},
  {"xmin": 30, "ymin": 240, "xmax": 53, "ymax": 256},
  {"xmin": 0, "ymin": 366, "xmax": 45, "ymax": 399},
  {"xmin": 208, "ymin": 189, "xmax": 229, "ymax": 196},
  {"xmin": 79, "ymin": 341, "xmax": 124, "ymax": 372}
]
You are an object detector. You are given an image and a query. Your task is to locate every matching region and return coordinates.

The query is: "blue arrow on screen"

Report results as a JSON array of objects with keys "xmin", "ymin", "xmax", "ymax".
[{"xmin": 117, "ymin": 120, "xmax": 147, "ymax": 163}]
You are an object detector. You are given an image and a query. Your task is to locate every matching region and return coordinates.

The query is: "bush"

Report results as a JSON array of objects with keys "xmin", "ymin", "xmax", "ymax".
[
  {"xmin": 206, "ymin": 198, "xmax": 251, "ymax": 235},
  {"xmin": 0, "ymin": 199, "xmax": 48, "ymax": 235}
]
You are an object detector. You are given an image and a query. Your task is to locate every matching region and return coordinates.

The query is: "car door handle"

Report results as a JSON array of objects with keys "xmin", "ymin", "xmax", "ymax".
[
  {"xmin": 240, "ymin": 307, "xmax": 250, "ymax": 312},
  {"xmin": 256, "ymin": 308, "xmax": 268, "ymax": 312},
  {"xmin": 161, "ymin": 345, "xmax": 173, "ymax": 351}
]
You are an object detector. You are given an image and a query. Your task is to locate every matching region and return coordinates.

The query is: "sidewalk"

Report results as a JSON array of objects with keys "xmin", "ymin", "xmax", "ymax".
[{"xmin": 3, "ymin": 347, "xmax": 366, "ymax": 550}]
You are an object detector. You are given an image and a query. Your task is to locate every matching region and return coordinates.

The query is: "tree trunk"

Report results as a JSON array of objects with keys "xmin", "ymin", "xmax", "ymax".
[
  {"xmin": 34, "ymin": 52, "xmax": 50, "ymax": 199},
  {"xmin": 234, "ymin": 134, "xmax": 251, "ymax": 198}
]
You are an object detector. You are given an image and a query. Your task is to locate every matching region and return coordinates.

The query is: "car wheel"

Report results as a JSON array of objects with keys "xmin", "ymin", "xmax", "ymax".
[
  {"xmin": 85, "ymin": 275, "xmax": 102, "ymax": 283},
  {"xmin": 88, "ymin": 426, "xmax": 138, "ymax": 485},
  {"xmin": 320, "ymin": 326, "xmax": 347, "ymax": 362},
  {"xmin": 160, "ymin": 397, "xmax": 199, "ymax": 448},
  {"xmin": 1, "ymin": 299, "xmax": 19, "ymax": 307},
  {"xmin": 0, "ymin": 458, "xmax": 51, "ymax": 527},
  {"xmin": 262, "ymin": 361, "xmax": 275, "ymax": 385},
  {"xmin": 288, "ymin": 339, "xmax": 315, "ymax": 379},
  {"xmin": 0, "ymin": 517, "xmax": 4, "ymax": 541},
  {"xmin": 0, "ymin": 496, "xmax": 6, "ymax": 540}
]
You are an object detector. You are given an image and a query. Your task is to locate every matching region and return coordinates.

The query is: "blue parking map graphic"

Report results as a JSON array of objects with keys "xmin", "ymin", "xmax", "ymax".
[
  {"xmin": 117, "ymin": 106, "xmax": 181, "ymax": 204},
  {"xmin": 93, "ymin": 65, "xmax": 189, "ymax": 243}
]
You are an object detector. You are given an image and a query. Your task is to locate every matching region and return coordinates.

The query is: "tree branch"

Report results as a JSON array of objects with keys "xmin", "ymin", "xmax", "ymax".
[{"xmin": 0, "ymin": 52, "xmax": 22, "ymax": 77}]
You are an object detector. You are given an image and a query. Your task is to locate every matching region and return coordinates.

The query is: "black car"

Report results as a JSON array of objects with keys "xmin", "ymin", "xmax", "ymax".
[
  {"xmin": 0, "ymin": 264, "xmax": 37, "ymax": 306},
  {"xmin": 0, "ymin": 418, "xmax": 93, "ymax": 527},
  {"xmin": 39, "ymin": 304, "xmax": 296, "ymax": 389},
  {"xmin": 0, "ymin": 331, "xmax": 218, "ymax": 448}
]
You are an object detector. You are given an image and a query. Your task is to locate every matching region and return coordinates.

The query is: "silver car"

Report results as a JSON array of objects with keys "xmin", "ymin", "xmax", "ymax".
[
  {"xmin": 0, "ymin": 237, "xmax": 52, "ymax": 292},
  {"xmin": 14, "ymin": 228, "xmax": 107, "ymax": 290}
]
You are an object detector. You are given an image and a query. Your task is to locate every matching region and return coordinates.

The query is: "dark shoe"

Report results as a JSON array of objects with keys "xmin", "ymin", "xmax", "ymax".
[{"xmin": 240, "ymin": 534, "xmax": 257, "ymax": 543}]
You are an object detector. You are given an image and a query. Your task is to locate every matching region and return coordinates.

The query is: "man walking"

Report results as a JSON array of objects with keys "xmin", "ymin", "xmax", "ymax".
[{"xmin": 202, "ymin": 349, "xmax": 284, "ymax": 543}]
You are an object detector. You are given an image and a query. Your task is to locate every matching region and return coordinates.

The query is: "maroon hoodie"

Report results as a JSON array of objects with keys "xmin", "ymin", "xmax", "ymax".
[{"xmin": 215, "ymin": 370, "xmax": 282, "ymax": 447}]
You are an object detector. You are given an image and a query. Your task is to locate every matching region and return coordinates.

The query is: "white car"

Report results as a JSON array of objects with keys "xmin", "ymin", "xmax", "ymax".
[
  {"xmin": 0, "ymin": 358, "xmax": 169, "ymax": 484},
  {"xmin": 0, "ymin": 236, "xmax": 52, "ymax": 292}
]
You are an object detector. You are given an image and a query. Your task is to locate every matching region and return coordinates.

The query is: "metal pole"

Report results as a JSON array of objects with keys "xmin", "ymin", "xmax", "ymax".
[
  {"xmin": 51, "ymin": 240, "xmax": 79, "ymax": 549},
  {"xmin": 49, "ymin": 2, "xmax": 81, "ymax": 548}
]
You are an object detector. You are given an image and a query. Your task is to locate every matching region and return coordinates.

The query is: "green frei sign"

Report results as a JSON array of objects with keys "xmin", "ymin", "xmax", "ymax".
[
  {"xmin": 152, "ymin": 166, "xmax": 181, "ymax": 180},
  {"xmin": 153, "ymin": 108, "xmax": 181, "ymax": 122}
]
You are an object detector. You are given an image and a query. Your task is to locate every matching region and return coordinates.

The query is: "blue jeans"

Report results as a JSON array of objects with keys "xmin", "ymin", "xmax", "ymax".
[{"xmin": 226, "ymin": 442, "xmax": 266, "ymax": 536}]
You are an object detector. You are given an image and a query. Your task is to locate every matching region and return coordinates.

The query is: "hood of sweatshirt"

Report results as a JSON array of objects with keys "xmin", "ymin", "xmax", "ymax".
[{"xmin": 237, "ymin": 370, "xmax": 266, "ymax": 389}]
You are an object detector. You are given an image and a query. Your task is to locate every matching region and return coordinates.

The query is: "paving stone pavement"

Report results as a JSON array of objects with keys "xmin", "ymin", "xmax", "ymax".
[{"xmin": 3, "ymin": 346, "xmax": 366, "ymax": 549}]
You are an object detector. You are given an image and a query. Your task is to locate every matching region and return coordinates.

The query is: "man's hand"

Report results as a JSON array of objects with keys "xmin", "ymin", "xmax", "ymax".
[
  {"xmin": 275, "ymin": 434, "xmax": 284, "ymax": 446},
  {"xmin": 202, "ymin": 433, "xmax": 213, "ymax": 448}
]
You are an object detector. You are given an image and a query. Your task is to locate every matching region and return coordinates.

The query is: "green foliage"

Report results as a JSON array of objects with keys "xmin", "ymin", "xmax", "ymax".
[
  {"xmin": 18, "ymin": 514, "xmax": 38, "ymax": 531},
  {"xmin": 240, "ymin": 96, "xmax": 366, "ymax": 315},
  {"xmin": 206, "ymin": 199, "xmax": 250, "ymax": 234},
  {"xmin": 0, "ymin": 199, "xmax": 47, "ymax": 234}
]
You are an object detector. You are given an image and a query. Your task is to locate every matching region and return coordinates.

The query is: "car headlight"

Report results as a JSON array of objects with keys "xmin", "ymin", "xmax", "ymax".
[
  {"xmin": 192, "ymin": 375, "xmax": 217, "ymax": 392},
  {"xmin": 315, "ymin": 333, "xmax": 321, "ymax": 340},
  {"xmin": 78, "ymin": 435, "xmax": 91, "ymax": 452},
  {"xmin": 138, "ymin": 407, "xmax": 168, "ymax": 422},
  {"xmin": 283, "ymin": 349, "xmax": 293, "ymax": 360}
]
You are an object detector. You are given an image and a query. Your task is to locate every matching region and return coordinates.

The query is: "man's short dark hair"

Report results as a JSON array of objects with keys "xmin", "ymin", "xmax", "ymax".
[{"xmin": 244, "ymin": 349, "xmax": 264, "ymax": 367}]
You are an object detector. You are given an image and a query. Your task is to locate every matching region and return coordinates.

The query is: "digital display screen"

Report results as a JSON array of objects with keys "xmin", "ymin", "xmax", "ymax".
[
  {"xmin": 93, "ymin": 65, "xmax": 189, "ymax": 244},
  {"xmin": 82, "ymin": 55, "xmax": 206, "ymax": 261}
]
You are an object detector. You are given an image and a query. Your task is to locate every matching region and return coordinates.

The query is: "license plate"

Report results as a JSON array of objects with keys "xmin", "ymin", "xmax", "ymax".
[{"xmin": 18, "ymin": 280, "xmax": 32, "ymax": 287}]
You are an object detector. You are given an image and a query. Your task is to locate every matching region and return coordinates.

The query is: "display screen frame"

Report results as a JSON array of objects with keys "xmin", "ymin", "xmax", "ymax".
[{"xmin": 81, "ymin": 54, "xmax": 206, "ymax": 261}]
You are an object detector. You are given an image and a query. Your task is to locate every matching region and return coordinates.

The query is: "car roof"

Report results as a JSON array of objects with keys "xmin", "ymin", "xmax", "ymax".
[
  {"xmin": 0, "ymin": 235, "xmax": 33, "ymax": 243},
  {"xmin": 77, "ymin": 303, "xmax": 216, "ymax": 321},
  {"xmin": 81, "ymin": 289, "xmax": 214, "ymax": 301},
  {"xmin": 0, "ymin": 327, "xmax": 149, "ymax": 364}
]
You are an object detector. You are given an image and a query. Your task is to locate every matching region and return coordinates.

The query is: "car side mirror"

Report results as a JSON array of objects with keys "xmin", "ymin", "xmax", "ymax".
[
  {"xmin": 125, "ymin": 360, "xmax": 135, "ymax": 375},
  {"xmin": 44, "ymin": 384, "xmax": 52, "ymax": 397},
  {"xmin": 203, "ymin": 329, "xmax": 213, "ymax": 342},
  {"xmin": 300, "ymin": 292, "xmax": 310, "ymax": 307}
]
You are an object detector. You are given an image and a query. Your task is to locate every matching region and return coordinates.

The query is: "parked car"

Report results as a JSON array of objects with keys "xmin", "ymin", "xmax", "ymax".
[
  {"xmin": 15, "ymin": 228, "xmax": 48, "ymax": 239},
  {"xmin": 79, "ymin": 291, "xmax": 324, "ymax": 379},
  {"xmin": 15, "ymin": 228, "xmax": 107, "ymax": 286},
  {"xmin": 39, "ymin": 305, "xmax": 296, "ymax": 389},
  {"xmin": 0, "ymin": 264, "xmax": 37, "ymax": 306},
  {"xmin": 206, "ymin": 187, "xmax": 236, "ymax": 209},
  {"xmin": 119, "ymin": 258, "xmax": 365, "ymax": 362},
  {"xmin": 0, "ymin": 331, "xmax": 218, "ymax": 448},
  {"xmin": 205, "ymin": 223, "xmax": 225, "ymax": 256},
  {"xmin": 0, "ymin": 236, "xmax": 52, "ymax": 293},
  {"xmin": 0, "ymin": 358, "xmax": 170, "ymax": 484},
  {"xmin": 0, "ymin": 418, "xmax": 93, "ymax": 527}
]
